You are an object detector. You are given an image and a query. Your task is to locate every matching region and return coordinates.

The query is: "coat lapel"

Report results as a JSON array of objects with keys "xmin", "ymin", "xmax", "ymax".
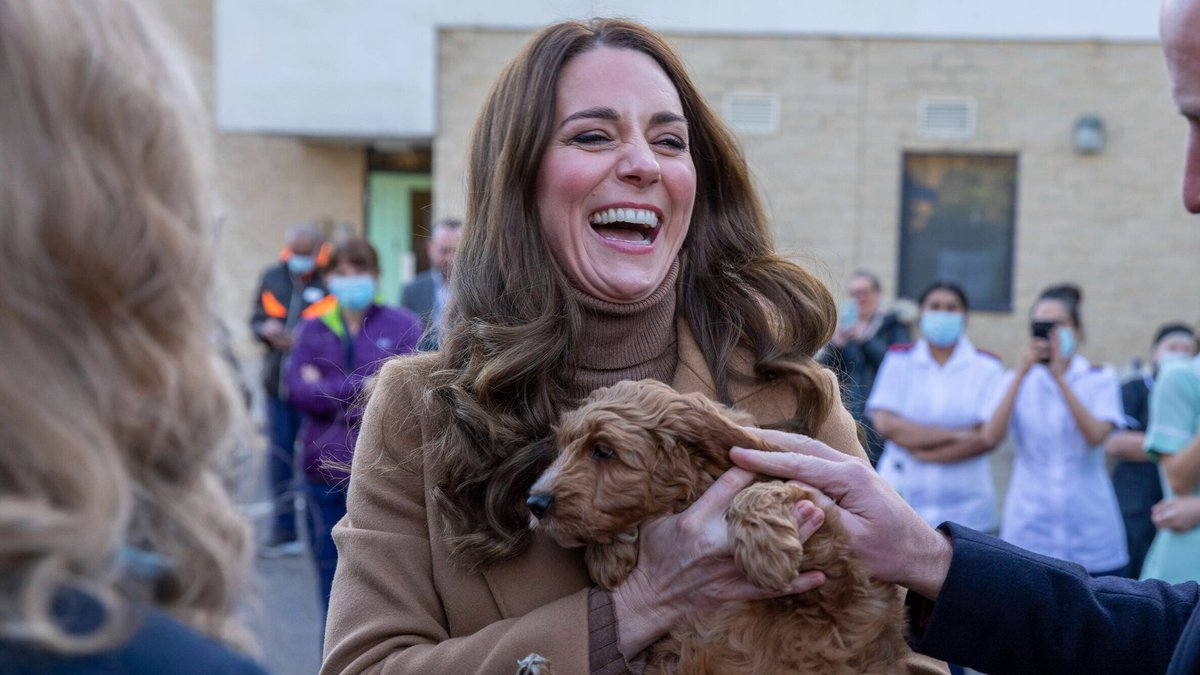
[
  {"xmin": 672, "ymin": 318, "xmax": 796, "ymax": 424},
  {"xmin": 480, "ymin": 530, "xmax": 590, "ymax": 618}
]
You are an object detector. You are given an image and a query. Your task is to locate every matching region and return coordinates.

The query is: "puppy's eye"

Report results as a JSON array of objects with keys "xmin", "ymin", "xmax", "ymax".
[{"xmin": 591, "ymin": 443, "xmax": 614, "ymax": 460}]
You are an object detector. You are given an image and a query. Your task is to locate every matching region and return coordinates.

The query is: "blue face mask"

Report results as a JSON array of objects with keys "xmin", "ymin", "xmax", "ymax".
[
  {"xmin": 328, "ymin": 275, "xmax": 376, "ymax": 311},
  {"xmin": 1057, "ymin": 327, "xmax": 1076, "ymax": 359},
  {"xmin": 920, "ymin": 310, "xmax": 964, "ymax": 347},
  {"xmin": 287, "ymin": 254, "xmax": 315, "ymax": 275},
  {"xmin": 1158, "ymin": 352, "xmax": 1191, "ymax": 374}
]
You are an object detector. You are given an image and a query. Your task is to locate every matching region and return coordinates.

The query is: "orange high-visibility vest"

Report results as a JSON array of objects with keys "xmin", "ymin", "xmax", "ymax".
[{"xmin": 260, "ymin": 290, "xmax": 287, "ymax": 319}]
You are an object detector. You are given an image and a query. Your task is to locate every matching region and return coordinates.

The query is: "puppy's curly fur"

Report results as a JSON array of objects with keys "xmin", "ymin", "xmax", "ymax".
[{"xmin": 528, "ymin": 379, "xmax": 910, "ymax": 674}]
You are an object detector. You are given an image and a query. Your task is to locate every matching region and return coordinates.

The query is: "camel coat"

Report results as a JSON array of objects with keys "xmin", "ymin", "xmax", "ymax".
[{"xmin": 322, "ymin": 321, "xmax": 947, "ymax": 674}]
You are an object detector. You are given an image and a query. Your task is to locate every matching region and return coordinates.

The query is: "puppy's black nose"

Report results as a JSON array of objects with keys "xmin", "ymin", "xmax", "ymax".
[{"xmin": 527, "ymin": 493, "xmax": 553, "ymax": 519}]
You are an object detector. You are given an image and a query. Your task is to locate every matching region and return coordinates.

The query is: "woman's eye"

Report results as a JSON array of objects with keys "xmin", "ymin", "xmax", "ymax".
[
  {"xmin": 572, "ymin": 132, "xmax": 611, "ymax": 145},
  {"xmin": 656, "ymin": 136, "xmax": 687, "ymax": 151},
  {"xmin": 591, "ymin": 443, "xmax": 614, "ymax": 460}
]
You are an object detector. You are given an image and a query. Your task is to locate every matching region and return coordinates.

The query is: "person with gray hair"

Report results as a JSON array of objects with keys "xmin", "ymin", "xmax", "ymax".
[
  {"xmin": 401, "ymin": 217, "xmax": 462, "ymax": 350},
  {"xmin": 250, "ymin": 219, "xmax": 330, "ymax": 557},
  {"xmin": 730, "ymin": 2, "xmax": 1200, "ymax": 671}
]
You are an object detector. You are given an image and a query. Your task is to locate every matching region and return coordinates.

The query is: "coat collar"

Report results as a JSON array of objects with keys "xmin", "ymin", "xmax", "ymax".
[
  {"xmin": 912, "ymin": 335, "xmax": 978, "ymax": 371},
  {"xmin": 672, "ymin": 317, "xmax": 805, "ymax": 428}
]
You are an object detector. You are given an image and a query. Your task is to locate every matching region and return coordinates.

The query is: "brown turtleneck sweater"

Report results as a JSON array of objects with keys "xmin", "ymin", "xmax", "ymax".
[
  {"xmin": 566, "ymin": 259, "xmax": 680, "ymax": 402},
  {"xmin": 570, "ymin": 260, "xmax": 680, "ymax": 675}
]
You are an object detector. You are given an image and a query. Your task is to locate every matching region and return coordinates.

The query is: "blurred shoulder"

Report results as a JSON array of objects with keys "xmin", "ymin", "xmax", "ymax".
[
  {"xmin": 974, "ymin": 347, "xmax": 1003, "ymax": 363},
  {"xmin": 0, "ymin": 603, "xmax": 267, "ymax": 675},
  {"xmin": 374, "ymin": 351, "xmax": 439, "ymax": 403}
]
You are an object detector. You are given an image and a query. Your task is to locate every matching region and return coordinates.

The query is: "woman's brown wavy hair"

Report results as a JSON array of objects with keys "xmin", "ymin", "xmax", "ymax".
[
  {"xmin": 428, "ymin": 18, "xmax": 837, "ymax": 569},
  {"xmin": 0, "ymin": 0, "xmax": 251, "ymax": 653}
]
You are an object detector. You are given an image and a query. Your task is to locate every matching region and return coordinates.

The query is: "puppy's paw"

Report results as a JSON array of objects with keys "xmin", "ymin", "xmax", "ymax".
[
  {"xmin": 727, "ymin": 482, "xmax": 808, "ymax": 592},
  {"xmin": 516, "ymin": 652, "xmax": 551, "ymax": 675}
]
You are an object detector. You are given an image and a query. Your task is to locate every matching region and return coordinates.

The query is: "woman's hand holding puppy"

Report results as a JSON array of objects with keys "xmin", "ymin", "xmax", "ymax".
[{"xmin": 610, "ymin": 465, "xmax": 827, "ymax": 659}]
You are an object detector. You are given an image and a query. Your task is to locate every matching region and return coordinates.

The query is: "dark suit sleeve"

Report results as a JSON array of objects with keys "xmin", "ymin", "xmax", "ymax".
[
  {"xmin": 1120, "ymin": 379, "xmax": 1150, "ymax": 431},
  {"xmin": 400, "ymin": 273, "xmax": 433, "ymax": 319},
  {"xmin": 907, "ymin": 523, "xmax": 1200, "ymax": 675}
]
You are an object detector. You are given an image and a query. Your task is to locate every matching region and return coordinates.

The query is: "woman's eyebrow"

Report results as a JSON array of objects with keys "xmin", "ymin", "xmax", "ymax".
[
  {"xmin": 559, "ymin": 107, "xmax": 689, "ymax": 127},
  {"xmin": 650, "ymin": 111, "xmax": 688, "ymax": 126},
  {"xmin": 561, "ymin": 106, "xmax": 618, "ymax": 126}
]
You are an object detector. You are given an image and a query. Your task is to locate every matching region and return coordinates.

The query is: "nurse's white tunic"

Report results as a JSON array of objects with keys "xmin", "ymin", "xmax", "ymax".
[
  {"xmin": 1000, "ymin": 355, "xmax": 1127, "ymax": 573},
  {"xmin": 868, "ymin": 336, "xmax": 1007, "ymax": 532}
]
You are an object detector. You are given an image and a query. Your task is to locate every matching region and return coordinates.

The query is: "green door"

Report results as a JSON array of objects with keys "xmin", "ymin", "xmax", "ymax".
[{"xmin": 366, "ymin": 172, "xmax": 432, "ymax": 307}]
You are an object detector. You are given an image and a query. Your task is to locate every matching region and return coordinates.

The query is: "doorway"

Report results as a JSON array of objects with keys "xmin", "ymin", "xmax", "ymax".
[{"xmin": 365, "ymin": 171, "xmax": 432, "ymax": 306}]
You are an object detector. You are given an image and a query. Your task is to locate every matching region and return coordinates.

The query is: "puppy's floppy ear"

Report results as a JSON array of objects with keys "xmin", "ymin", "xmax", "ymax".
[{"xmin": 656, "ymin": 389, "xmax": 770, "ymax": 473}]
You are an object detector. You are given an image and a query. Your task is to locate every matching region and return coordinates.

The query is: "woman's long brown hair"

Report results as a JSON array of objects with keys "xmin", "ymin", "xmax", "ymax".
[{"xmin": 427, "ymin": 18, "xmax": 837, "ymax": 570}]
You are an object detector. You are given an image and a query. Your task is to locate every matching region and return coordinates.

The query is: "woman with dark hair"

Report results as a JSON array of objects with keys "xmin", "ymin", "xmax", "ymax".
[
  {"xmin": 322, "ymin": 18, "xmax": 940, "ymax": 675},
  {"xmin": 866, "ymin": 281, "xmax": 1007, "ymax": 535},
  {"xmin": 983, "ymin": 283, "xmax": 1128, "ymax": 576},
  {"xmin": 286, "ymin": 237, "xmax": 422, "ymax": 617}
]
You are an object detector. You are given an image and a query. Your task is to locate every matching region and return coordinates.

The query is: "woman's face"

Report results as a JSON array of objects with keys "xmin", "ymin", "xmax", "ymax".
[
  {"xmin": 536, "ymin": 46, "xmax": 697, "ymax": 303},
  {"xmin": 328, "ymin": 259, "xmax": 375, "ymax": 280},
  {"xmin": 1030, "ymin": 298, "xmax": 1073, "ymax": 329},
  {"xmin": 920, "ymin": 288, "xmax": 965, "ymax": 317},
  {"xmin": 848, "ymin": 275, "xmax": 880, "ymax": 318}
]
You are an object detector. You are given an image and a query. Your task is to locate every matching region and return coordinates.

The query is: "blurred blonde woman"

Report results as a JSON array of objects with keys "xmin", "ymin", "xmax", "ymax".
[{"xmin": 0, "ymin": 1, "xmax": 265, "ymax": 672}]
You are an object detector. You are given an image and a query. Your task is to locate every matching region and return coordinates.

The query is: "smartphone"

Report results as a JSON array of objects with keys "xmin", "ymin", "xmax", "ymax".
[
  {"xmin": 1031, "ymin": 321, "xmax": 1055, "ymax": 339},
  {"xmin": 1031, "ymin": 320, "xmax": 1055, "ymax": 363}
]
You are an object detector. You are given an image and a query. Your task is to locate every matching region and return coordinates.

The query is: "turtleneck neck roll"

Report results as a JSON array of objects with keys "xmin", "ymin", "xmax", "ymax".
[{"xmin": 566, "ymin": 259, "xmax": 680, "ymax": 400}]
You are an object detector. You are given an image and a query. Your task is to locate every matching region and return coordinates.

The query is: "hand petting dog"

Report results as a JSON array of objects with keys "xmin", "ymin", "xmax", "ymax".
[{"xmin": 526, "ymin": 379, "xmax": 913, "ymax": 674}]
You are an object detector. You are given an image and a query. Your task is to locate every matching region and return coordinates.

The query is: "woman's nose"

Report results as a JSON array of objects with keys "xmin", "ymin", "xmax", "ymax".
[{"xmin": 617, "ymin": 140, "xmax": 661, "ymax": 186}]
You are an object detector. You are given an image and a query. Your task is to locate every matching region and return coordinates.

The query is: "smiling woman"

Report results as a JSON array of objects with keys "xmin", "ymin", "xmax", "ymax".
[
  {"xmin": 322, "ymin": 17, "xmax": 943, "ymax": 675},
  {"xmin": 537, "ymin": 46, "xmax": 696, "ymax": 304}
]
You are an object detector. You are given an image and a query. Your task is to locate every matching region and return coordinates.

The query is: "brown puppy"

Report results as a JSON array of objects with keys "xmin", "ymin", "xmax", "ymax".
[{"xmin": 527, "ymin": 379, "xmax": 910, "ymax": 674}]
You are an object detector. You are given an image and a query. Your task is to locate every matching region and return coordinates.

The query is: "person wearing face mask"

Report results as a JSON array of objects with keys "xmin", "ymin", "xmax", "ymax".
[
  {"xmin": 977, "ymin": 283, "xmax": 1128, "ymax": 576},
  {"xmin": 1104, "ymin": 323, "xmax": 1197, "ymax": 578},
  {"xmin": 720, "ymin": 4, "xmax": 1200, "ymax": 671},
  {"xmin": 250, "ymin": 221, "xmax": 330, "ymax": 558},
  {"xmin": 1139, "ymin": 321, "xmax": 1200, "ymax": 584},
  {"xmin": 866, "ymin": 281, "xmax": 1007, "ymax": 538},
  {"xmin": 286, "ymin": 237, "xmax": 422, "ymax": 618}
]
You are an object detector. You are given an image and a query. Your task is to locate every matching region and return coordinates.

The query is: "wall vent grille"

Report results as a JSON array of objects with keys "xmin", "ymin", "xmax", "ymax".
[
  {"xmin": 723, "ymin": 92, "xmax": 780, "ymax": 135},
  {"xmin": 918, "ymin": 96, "xmax": 976, "ymax": 139}
]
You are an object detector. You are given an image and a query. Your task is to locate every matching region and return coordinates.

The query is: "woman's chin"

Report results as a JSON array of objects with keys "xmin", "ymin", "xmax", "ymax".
[{"xmin": 581, "ymin": 277, "xmax": 664, "ymax": 303}]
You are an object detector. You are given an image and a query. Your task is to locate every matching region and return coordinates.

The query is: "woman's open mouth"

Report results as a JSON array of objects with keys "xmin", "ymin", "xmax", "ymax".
[{"xmin": 588, "ymin": 207, "xmax": 661, "ymax": 246}]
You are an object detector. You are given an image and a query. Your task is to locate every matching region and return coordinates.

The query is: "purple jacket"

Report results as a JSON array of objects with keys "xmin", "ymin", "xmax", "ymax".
[{"xmin": 287, "ymin": 303, "xmax": 422, "ymax": 483}]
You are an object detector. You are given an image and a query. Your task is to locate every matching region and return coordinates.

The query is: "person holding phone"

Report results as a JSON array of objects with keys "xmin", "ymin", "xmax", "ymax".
[{"xmin": 975, "ymin": 283, "xmax": 1128, "ymax": 575}]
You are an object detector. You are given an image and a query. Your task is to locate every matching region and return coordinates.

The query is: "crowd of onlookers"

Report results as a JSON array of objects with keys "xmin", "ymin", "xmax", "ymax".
[
  {"xmin": 823, "ymin": 270, "xmax": 1200, "ymax": 584},
  {"xmin": 9, "ymin": 0, "xmax": 1200, "ymax": 672},
  {"xmin": 248, "ymin": 219, "xmax": 462, "ymax": 620}
]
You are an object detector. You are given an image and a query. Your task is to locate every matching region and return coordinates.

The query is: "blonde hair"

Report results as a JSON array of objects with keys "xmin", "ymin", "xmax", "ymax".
[{"xmin": 0, "ymin": 0, "xmax": 251, "ymax": 653}]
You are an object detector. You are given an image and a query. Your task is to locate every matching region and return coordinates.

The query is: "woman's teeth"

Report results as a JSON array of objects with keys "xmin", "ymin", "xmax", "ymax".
[{"xmin": 588, "ymin": 207, "xmax": 660, "ymax": 228}]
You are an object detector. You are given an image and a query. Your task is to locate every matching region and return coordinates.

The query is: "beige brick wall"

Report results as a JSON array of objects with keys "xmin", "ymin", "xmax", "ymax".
[
  {"xmin": 436, "ymin": 26, "xmax": 1200, "ymax": 370},
  {"xmin": 148, "ymin": 0, "xmax": 366, "ymax": 362}
]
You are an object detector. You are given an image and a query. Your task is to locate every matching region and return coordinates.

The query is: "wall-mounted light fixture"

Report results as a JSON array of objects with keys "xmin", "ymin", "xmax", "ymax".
[{"xmin": 1073, "ymin": 115, "xmax": 1105, "ymax": 155}]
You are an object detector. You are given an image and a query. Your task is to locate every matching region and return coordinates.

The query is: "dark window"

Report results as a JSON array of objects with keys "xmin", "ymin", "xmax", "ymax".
[{"xmin": 897, "ymin": 153, "xmax": 1018, "ymax": 311}]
